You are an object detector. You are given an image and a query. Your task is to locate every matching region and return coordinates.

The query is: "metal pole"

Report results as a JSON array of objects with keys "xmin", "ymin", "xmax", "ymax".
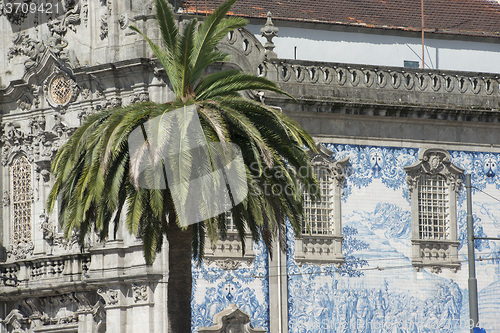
[
  {"xmin": 421, "ymin": 0, "xmax": 425, "ymax": 69},
  {"xmin": 466, "ymin": 174, "xmax": 479, "ymax": 331}
]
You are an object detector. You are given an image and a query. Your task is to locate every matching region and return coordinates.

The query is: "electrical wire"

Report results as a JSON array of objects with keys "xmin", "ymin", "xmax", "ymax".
[{"xmin": 472, "ymin": 186, "xmax": 500, "ymax": 204}]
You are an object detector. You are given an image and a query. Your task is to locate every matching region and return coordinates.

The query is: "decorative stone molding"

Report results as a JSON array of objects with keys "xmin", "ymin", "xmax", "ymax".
[
  {"xmin": 205, "ymin": 232, "xmax": 255, "ymax": 263},
  {"xmin": 6, "ymin": 241, "xmax": 34, "ymax": 260},
  {"xmin": 6, "ymin": 291, "xmax": 99, "ymax": 329},
  {"xmin": 412, "ymin": 240, "xmax": 460, "ymax": 273},
  {"xmin": 16, "ymin": 85, "xmax": 40, "ymax": 112},
  {"xmin": 1, "ymin": 309, "xmax": 30, "ymax": 332},
  {"xmin": 260, "ymin": 12, "xmax": 278, "ymax": 59},
  {"xmin": 295, "ymin": 143, "xmax": 348, "ymax": 265},
  {"xmin": 132, "ymin": 284, "xmax": 148, "ymax": 303},
  {"xmin": 295, "ymin": 235, "xmax": 345, "ymax": 266},
  {"xmin": 212, "ymin": 258, "xmax": 250, "ymax": 270},
  {"xmin": 404, "ymin": 148, "xmax": 464, "ymax": 272},
  {"xmin": 43, "ymin": 69, "xmax": 79, "ymax": 110},
  {"xmin": 7, "ymin": 32, "xmax": 46, "ymax": 70},
  {"xmin": 119, "ymin": 13, "xmax": 133, "ymax": 30},
  {"xmin": 199, "ymin": 304, "xmax": 266, "ymax": 333},
  {"xmin": 6, "ymin": 1, "xmax": 81, "ymax": 73},
  {"xmin": 97, "ymin": 288, "xmax": 119, "ymax": 305},
  {"xmin": 1, "ymin": 253, "xmax": 90, "ymax": 285},
  {"xmin": 0, "ymin": 263, "xmax": 20, "ymax": 287},
  {"xmin": 40, "ymin": 210, "xmax": 78, "ymax": 249},
  {"xmin": 3, "ymin": 190, "xmax": 10, "ymax": 206},
  {"xmin": 130, "ymin": 92, "xmax": 150, "ymax": 104},
  {"xmin": 78, "ymin": 107, "xmax": 96, "ymax": 124},
  {"xmin": 99, "ymin": 0, "xmax": 112, "ymax": 39}
]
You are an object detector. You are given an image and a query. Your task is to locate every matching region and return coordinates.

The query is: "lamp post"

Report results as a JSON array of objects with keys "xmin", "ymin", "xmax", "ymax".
[{"xmin": 466, "ymin": 174, "xmax": 479, "ymax": 332}]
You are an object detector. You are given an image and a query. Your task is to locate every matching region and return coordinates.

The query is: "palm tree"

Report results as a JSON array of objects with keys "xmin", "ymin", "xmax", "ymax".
[{"xmin": 47, "ymin": 0, "xmax": 319, "ymax": 332}]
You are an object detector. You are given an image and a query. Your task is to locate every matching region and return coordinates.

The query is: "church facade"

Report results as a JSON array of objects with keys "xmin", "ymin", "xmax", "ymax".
[{"xmin": 1, "ymin": 0, "xmax": 500, "ymax": 332}]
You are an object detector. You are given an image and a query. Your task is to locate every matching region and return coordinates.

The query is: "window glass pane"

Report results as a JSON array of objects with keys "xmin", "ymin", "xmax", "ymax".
[
  {"xmin": 418, "ymin": 174, "xmax": 449, "ymax": 240},
  {"xmin": 303, "ymin": 167, "xmax": 334, "ymax": 235},
  {"xmin": 12, "ymin": 155, "xmax": 32, "ymax": 243}
]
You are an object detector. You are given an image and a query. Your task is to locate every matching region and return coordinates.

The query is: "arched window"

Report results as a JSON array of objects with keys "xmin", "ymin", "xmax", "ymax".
[{"xmin": 11, "ymin": 155, "xmax": 32, "ymax": 244}]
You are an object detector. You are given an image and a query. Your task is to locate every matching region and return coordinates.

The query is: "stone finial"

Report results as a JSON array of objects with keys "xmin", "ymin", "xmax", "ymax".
[{"xmin": 260, "ymin": 11, "xmax": 278, "ymax": 59}]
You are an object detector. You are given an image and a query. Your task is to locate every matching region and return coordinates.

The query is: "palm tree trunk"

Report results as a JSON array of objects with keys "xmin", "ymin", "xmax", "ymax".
[{"xmin": 167, "ymin": 218, "xmax": 193, "ymax": 333}]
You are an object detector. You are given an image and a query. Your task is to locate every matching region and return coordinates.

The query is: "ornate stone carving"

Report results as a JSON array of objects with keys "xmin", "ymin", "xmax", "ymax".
[
  {"xmin": 3, "ymin": 190, "xmax": 10, "ymax": 206},
  {"xmin": 39, "ymin": 211, "xmax": 55, "ymax": 241},
  {"xmin": 0, "ymin": 263, "xmax": 20, "ymax": 287},
  {"xmin": 405, "ymin": 148, "xmax": 463, "ymax": 197},
  {"xmin": 82, "ymin": 0, "xmax": 89, "ymax": 26},
  {"xmin": 40, "ymin": 210, "xmax": 78, "ymax": 249},
  {"xmin": 199, "ymin": 304, "xmax": 267, "ymax": 333},
  {"xmin": 1, "ymin": 309, "xmax": 30, "ymax": 332},
  {"xmin": 7, "ymin": 32, "xmax": 46, "ymax": 70},
  {"xmin": 99, "ymin": 0, "xmax": 112, "ymax": 39},
  {"xmin": 80, "ymin": 85, "xmax": 91, "ymax": 100},
  {"xmin": 119, "ymin": 13, "xmax": 130, "ymax": 29},
  {"xmin": 78, "ymin": 107, "xmax": 96, "ymax": 124},
  {"xmin": 7, "ymin": 241, "xmax": 34, "ymax": 260},
  {"xmin": 132, "ymin": 284, "xmax": 148, "ymax": 302},
  {"xmin": 29, "ymin": 116, "xmax": 46, "ymax": 135},
  {"xmin": 43, "ymin": 70, "xmax": 79, "ymax": 110},
  {"xmin": 2, "ymin": 122, "xmax": 25, "ymax": 146},
  {"xmin": 7, "ymin": 1, "xmax": 81, "ymax": 73},
  {"xmin": 17, "ymin": 95, "xmax": 32, "ymax": 112},
  {"xmin": 109, "ymin": 96, "xmax": 122, "ymax": 108},
  {"xmin": 100, "ymin": 13, "xmax": 109, "ymax": 39},
  {"xmin": 214, "ymin": 259, "xmax": 243, "ymax": 270},
  {"xmin": 97, "ymin": 288, "xmax": 119, "ymax": 305},
  {"xmin": 130, "ymin": 92, "xmax": 150, "ymax": 104},
  {"xmin": 309, "ymin": 144, "xmax": 349, "ymax": 187}
]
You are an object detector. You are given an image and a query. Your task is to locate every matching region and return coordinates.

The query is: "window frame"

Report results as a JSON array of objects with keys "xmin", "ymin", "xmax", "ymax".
[
  {"xmin": 295, "ymin": 143, "xmax": 349, "ymax": 266},
  {"xmin": 10, "ymin": 154, "xmax": 34, "ymax": 245},
  {"xmin": 404, "ymin": 148, "xmax": 463, "ymax": 273}
]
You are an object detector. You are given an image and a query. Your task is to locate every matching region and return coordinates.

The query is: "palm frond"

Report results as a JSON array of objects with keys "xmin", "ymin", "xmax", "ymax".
[
  {"xmin": 190, "ymin": 0, "xmax": 247, "ymax": 85},
  {"xmin": 196, "ymin": 72, "xmax": 291, "ymax": 100},
  {"xmin": 154, "ymin": 0, "xmax": 178, "ymax": 52},
  {"xmin": 178, "ymin": 18, "xmax": 198, "ymax": 97}
]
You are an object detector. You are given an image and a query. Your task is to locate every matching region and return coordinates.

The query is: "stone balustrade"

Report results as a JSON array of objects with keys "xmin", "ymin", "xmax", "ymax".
[
  {"xmin": 0, "ymin": 254, "xmax": 90, "ymax": 288},
  {"xmin": 264, "ymin": 59, "xmax": 500, "ymax": 119}
]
